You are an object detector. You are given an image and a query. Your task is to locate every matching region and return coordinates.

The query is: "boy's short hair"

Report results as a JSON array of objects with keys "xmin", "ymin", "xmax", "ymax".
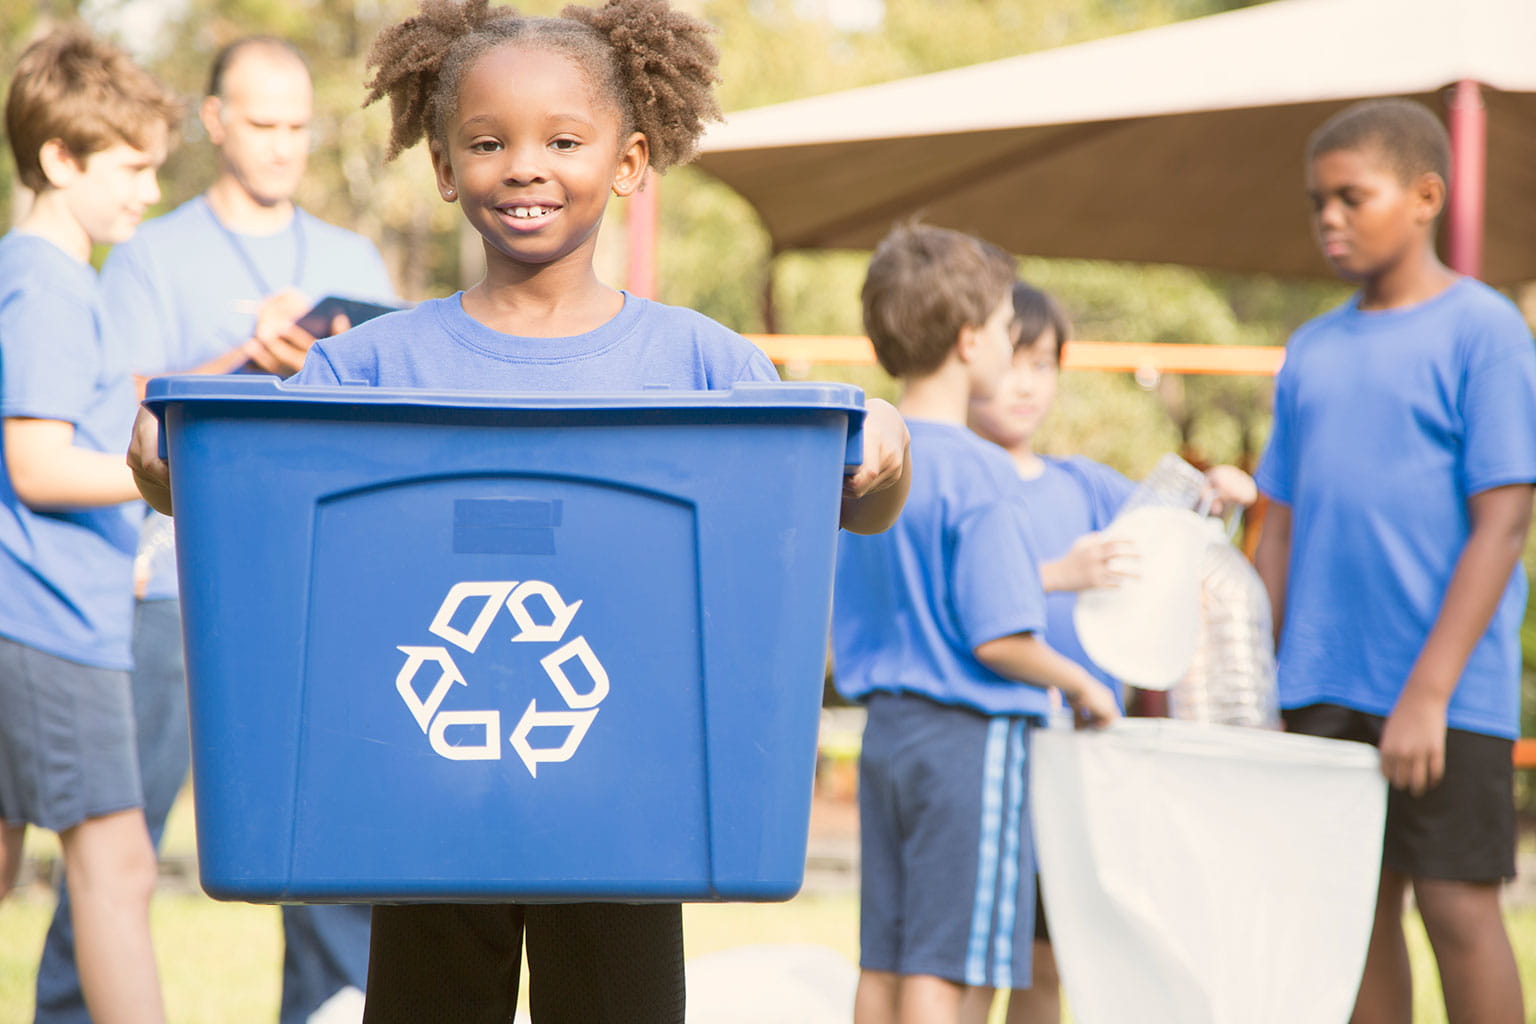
[
  {"xmin": 1012, "ymin": 282, "xmax": 1071, "ymax": 365},
  {"xmin": 1306, "ymin": 98, "xmax": 1450, "ymax": 187},
  {"xmin": 861, "ymin": 222, "xmax": 1015, "ymax": 379},
  {"xmin": 5, "ymin": 26, "xmax": 181, "ymax": 193}
]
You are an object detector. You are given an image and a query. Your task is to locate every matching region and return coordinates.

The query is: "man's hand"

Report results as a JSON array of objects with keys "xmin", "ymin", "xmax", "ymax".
[
  {"xmin": 127, "ymin": 405, "xmax": 173, "ymax": 516},
  {"xmin": 238, "ymin": 288, "xmax": 349, "ymax": 376},
  {"xmin": 1379, "ymin": 689, "xmax": 1449, "ymax": 796}
]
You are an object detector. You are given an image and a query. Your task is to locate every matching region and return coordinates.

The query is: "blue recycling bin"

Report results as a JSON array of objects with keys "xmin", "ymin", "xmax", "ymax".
[{"xmin": 144, "ymin": 375, "xmax": 864, "ymax": 904}]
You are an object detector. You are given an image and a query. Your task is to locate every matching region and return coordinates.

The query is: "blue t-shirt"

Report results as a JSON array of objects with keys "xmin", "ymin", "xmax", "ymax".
[
  {"xmin": 101, "ymin": 196, "xmax": 396, "ymax": 599},
  {"xmin": 833, "ymin": 419, "xmax": 1049, "ymax": 718},
  {"xmin": 1019, "ymin": 456, "xmax": 1134, "ymax": 699},
  {"xmin": 1255, "ymin": 277, "xmax": 1536, "ymax": 739},
  {"xmin": 0, "ymin": 233, "xmax": 140, "ymax": 669},
  {"xmin": 292, "ymin": 292, "xmax": 777, "ymax": 391}
]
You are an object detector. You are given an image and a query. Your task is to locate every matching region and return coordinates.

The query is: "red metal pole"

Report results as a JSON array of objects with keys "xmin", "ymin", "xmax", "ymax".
[
  {"xmin": 1445, "ymin": 79, "xmax": 1486, "ymax": 279},
  {"xmin": 626, "ymin": 171, "xmax": 659, "ymax": 299}
]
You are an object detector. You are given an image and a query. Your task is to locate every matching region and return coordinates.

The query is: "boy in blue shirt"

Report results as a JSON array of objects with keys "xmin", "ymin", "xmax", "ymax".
[
  {"xmin": 1254, "ymin": 98, "xmax": 1535, "ymax": 1024},
  {"xmin": 833, "ymin": 223, "xmax": 1119, "ymax": 1024},
  {"xmin": 962, "ymin": 281, "xmax": 1255, "ymax": 1024},
  {"xmin": 0, "ymin": 26, "xmax": 180, "ymax": 1023}
]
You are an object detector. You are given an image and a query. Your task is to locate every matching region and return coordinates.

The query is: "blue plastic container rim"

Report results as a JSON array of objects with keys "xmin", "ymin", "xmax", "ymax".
[
  {"xmin": 143, "ymin": 374, "xmax": 866, "ymax": 417},
  {"xmin": 144, "ymin": 374, "xmax": 867, "ymax": 468}
]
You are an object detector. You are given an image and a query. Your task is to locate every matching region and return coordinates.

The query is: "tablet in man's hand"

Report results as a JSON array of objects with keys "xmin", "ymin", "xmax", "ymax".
[{"xmin": 296, "ymin": 295, "xmax": 405, "ymax": 339}]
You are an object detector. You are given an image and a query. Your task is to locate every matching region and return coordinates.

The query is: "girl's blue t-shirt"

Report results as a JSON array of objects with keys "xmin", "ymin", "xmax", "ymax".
[
  {"xmin": 1255, "ymin": 277, "xmax": 1536, "ymax": 739},
  {"xmin": 832, "ymin": 419, "xmax": 1049, "ymax": 718},
  {"xmin": 0, "ymin": 232, "xmax": 140, "ymax": 669},
  {"xmin": 1019, "ymin": 456, "xmax": 1135, "ymax": 700},
  {"xmin": 294, "ymin": 292, "xmax": 776, "ymax": 392}
]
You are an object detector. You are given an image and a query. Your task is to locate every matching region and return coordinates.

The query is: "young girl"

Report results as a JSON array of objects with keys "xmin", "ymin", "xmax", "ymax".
[{"xmin": 131, "ymin": 0, "xmax": 908, "ymax": 1020}]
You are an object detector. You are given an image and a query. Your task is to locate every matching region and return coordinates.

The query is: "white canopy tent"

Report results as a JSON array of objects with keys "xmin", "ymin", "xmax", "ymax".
[{"xmin": 691, "ymin": 0, "xmax": 1536, "ymax": 285}]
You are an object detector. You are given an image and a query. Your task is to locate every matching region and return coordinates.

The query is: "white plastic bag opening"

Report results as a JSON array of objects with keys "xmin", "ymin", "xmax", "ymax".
[{"xmin": 1032, "ymin": 719, "xmax": 1385, "ymax": 1024}]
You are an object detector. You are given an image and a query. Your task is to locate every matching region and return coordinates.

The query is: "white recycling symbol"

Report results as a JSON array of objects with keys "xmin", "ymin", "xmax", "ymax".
[{"xmin": 394, "ymin": 580, "xmax": 609, "ymax": 778}]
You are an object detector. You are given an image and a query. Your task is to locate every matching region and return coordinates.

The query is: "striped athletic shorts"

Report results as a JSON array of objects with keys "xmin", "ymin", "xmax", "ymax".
[{"xmin": 856, "ymin": 691, "xmax": 1036, "ymax": 988}]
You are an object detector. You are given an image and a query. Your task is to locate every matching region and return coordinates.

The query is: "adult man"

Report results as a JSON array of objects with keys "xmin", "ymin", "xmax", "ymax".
[{"xmin": 35, "ymin": 36, "xmax": 395, "ymax": 1024}]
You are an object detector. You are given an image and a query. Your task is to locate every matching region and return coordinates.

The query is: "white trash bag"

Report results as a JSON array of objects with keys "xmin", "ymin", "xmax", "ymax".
[{"xmin": 1032, "ymin": 719, "xmax": 1385, "ymax": 1024}]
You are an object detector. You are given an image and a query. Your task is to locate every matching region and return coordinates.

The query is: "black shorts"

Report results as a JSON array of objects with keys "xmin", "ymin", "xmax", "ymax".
[
  {"xmin": 362, "ymin": 902, "xmax": 684, "ymax": 1024},
  {"xmin": 1282, "ymin": 703, "xmax": 1516, "ymax": 883}
]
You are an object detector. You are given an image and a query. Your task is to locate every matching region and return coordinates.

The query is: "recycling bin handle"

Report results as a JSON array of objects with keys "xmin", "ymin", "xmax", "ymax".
[{"xmin": 843, "ymin": 414, "xmax": 863, "ymax": 475}]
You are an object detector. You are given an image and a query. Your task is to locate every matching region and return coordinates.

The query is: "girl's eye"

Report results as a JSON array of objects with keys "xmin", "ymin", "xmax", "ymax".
[
  {"xmin": 470, "ymin": 139, "xmax": 501, "ymax": 153},
  {"xmin": 551, "ymin": 138, "xmax": 579, "ymax": 152}
]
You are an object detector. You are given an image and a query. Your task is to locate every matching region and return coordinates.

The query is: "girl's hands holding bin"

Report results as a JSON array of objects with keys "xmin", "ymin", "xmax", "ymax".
[
  {"xmin": 839, "ymin": 398, "xmax": 912, "ymax": 535},
  {"xmin": 127, "ymin": 405, "xmax": 173, "ymax": 516}
]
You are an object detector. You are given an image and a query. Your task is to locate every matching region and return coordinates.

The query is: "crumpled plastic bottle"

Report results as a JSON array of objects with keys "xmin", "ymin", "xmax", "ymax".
[{"xmin": 1116, "ymin": 454, "xmax": 1280, "ymax": 729}]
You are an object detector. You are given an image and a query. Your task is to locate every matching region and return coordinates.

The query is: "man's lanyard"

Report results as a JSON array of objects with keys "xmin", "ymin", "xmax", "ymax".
[{"xmin": 203, "ymin": 195, "xmax": 307, "ymax": 298}]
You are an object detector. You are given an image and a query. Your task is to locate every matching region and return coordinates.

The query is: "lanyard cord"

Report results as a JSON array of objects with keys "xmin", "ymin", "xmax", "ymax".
[{"xmin": 203, "ymin": 195, "xmax": 307, "ymax": 298}]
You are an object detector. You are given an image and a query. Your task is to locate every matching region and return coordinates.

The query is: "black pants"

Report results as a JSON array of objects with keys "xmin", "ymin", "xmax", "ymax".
[{"xmin": 361, "ymin": 902, "xmax": 685, "ymax": 1024}]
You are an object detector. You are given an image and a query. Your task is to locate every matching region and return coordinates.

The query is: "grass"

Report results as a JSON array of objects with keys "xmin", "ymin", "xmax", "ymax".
[
  {"xmin": 4, "ymin": 884, "xmax": 1536, "ymax": 1022},
  {"xmin": 4, "ymin": 791, "xmax": 1535, "ymax": 1023}
]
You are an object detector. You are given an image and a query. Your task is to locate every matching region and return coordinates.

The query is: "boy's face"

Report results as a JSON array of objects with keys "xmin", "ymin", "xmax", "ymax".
[
  {"xmin": 1306, "ymin": 145, "xmax": 1440, "ymax": 283},
  {"xmin": 962, "ymin": 292, "xmax": 1018, "ymax": 401},
  {"xmin": 431, "ymin": 43, "xmax": 648, "ymax": 275},
  {"xmin": 62, "ymin": 128, "xmax": 168, "ymax": 246},
  {"xmin": 969, "ymin": 325, "xmax": 1060, "ymax": 450}
]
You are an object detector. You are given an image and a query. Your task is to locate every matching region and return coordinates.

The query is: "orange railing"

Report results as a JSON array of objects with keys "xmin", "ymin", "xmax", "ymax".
[
  {"xmin": 749, "ymin": 335, "xmax": 1286, "ymax": 376},
  {"xmin": 752, "ymin": 332, "xmax": 1536, "ymax": 770}
]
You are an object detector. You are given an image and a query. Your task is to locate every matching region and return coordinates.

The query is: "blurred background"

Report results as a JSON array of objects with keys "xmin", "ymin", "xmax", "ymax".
[{"xmin": 6, "ymin": 0, "xmax": 1535, "ymax": 767}]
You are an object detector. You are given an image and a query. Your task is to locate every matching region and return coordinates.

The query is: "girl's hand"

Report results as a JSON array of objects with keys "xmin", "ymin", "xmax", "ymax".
[
  {"xmin": 1045, "ymin": 532, "xmax": 1137, "ymax": 592},
  {"xmin": 844, "ymin": 398, "xmax": 908, "ymax": 500},
  {"xmin": 839, "ymin": 399, "xmax": 911, "ymax": 535},
  {"xmin": 1202, "ymin": 464, "xmax": 1258, "ymax": 517},
  {"xmin": 127, "ymin": 405, "xmax": 173, "ymax": 516}
]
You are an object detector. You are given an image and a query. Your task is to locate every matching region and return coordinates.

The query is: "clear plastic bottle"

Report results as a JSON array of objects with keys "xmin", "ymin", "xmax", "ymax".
[{"xmin": 1111, "ymin": 454, "xmax": 1280, "ymax": 729}]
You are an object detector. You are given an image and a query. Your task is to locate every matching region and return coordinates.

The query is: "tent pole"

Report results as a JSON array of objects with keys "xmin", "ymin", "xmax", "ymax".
[
  {"xmin": 1445, "ymin": 79, "xmax": 1486, "ymax": 279},
  {"xmin": 627, "ymin": 171, "xmax": 660, "ymax": 298}
]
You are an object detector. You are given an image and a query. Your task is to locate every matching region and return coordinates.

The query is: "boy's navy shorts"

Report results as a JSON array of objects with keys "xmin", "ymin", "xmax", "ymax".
[
  {"xmin": 857, "ymin": 691, "xmax": 1037, "ymax": 988},
  {"xmin": 0, "ymin": 635, "xmax": 142, "ymax": 832},
  {"xmin": 1283, "ymin": 703, "xmax": 1515, "ymax": 883}
]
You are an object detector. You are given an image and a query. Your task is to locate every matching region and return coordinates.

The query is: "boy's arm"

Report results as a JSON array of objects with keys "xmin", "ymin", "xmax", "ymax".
[
  {"xmin": 839, "ymin": 398, "xmax": 911, "ymax": 535},
  {"xmin": 1253, "ymin": 499, "xmax": 1292, "ymax": 647},
  {"xmin": 5, "ymin": 418, "xmax": 141, "ymax": 508},
  {"xmin": 973, "ymin": 632, "xmax": 1120, "ymax": 727},
  {"xmin": 1380, "ymin": 482, "xmax": 1533, "ymax": 796}
]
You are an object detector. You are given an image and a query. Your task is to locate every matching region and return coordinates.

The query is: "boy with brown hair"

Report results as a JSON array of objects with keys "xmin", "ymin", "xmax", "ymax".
[
  {"xmin": 833, "ymin": 222, "xmax": 1118, "ymax": 1024},
  {"xmin": 0, "ymin": 26, "xmax": 180, "ymax": 1024},
  {"xmin": 1255, "ymin": 98, "xmax": 1534, "ymax": 1024}
]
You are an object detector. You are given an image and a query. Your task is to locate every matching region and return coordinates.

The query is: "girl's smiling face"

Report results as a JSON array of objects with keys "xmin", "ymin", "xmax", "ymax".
[{"xmin": 432, "ymin": 42, "xmax": 647, "ymax": 276}]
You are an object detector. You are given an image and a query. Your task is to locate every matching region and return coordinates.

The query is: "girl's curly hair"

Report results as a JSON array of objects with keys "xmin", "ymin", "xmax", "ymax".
[{"xmin": 363, "ymin": 0, "xmax": 720, "ymax": 173}]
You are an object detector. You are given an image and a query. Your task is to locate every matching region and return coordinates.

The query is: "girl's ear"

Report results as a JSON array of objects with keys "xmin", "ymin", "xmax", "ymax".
[
  {"xmin": 430, "ymin": 144, "xmax": 458, "ymax": 203},
  {"xmin": 611, "ymin": 131, "xmax": 649, "ymax": 197},
  {"xmin": 37, "ymin": 139, "xmax": 84, "ymax": 190}
]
